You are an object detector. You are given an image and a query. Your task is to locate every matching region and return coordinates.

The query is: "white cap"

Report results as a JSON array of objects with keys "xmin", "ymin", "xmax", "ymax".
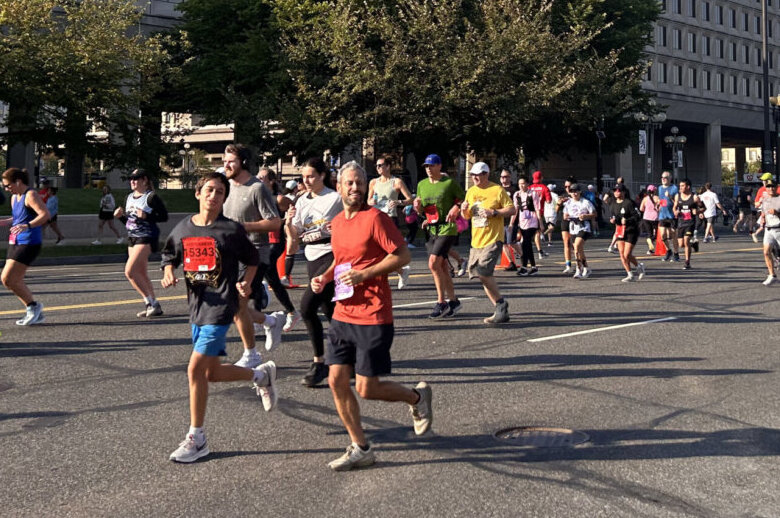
[
  {"xmin": 587, "ymin": 184, "xmax": 595, "ymax": 191},
  {"xmin": 469, "ymin": 162, "xmax": 490, "ymax": 175},
  {"xmin": 547, "ymin": 183, "xmax": 556, "ymax": 190},
  {"xmin": 285, "ymin": 180, "xmax": 298, "ymax": 190}
]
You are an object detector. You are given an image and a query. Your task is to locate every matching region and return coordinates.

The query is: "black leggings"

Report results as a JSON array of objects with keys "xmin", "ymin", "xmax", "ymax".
[
  {"xmin": 266, "ymin": 242, "xmax": 295, "ymax": 314},
  {"xmin": 520, "ymin": 227, "xmax": 537, "ymax": 267},
  {"xmin": 300, "ymin": 253, "xmax": 335, "ymax": 357}
]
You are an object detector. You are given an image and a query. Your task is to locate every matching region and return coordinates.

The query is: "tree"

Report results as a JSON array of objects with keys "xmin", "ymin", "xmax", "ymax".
[
  {"xmin": 0, "ymin": 0, "xmax": 170, "ymax": 186},
  {"xmin": 275, "ymin": 0, "xmax": 659, "ymax": 165}
]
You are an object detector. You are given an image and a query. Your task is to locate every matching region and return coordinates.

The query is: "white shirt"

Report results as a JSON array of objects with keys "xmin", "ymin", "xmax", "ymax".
[
  {"xmin": 699, "ymin": 190, "xmax": 720, "ymax": 218},
  {"xmin": 564, "ymin": 198, "xmax": 595, "ymax": 234},
  {"xmin": 291, "ymin": 188, "xmax": 343, "ymax": 261}
]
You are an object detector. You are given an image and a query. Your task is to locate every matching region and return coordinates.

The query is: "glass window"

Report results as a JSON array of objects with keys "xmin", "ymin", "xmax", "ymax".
[
  {"xmin": 688, "ymin": 32, "xmax": 697, "ymax": 53},
  {"xmin": 687, "ymin": 0, "xmax": 696, "ymax": 17},
  {"xmin": 659, "ymin": 62, "xmax": 668, "ymax": 83},
  {"xmin": 716, "ymin": 5, "xmax": 723, "ymax": 25},
  {"xmin": 673, "ymin": 29, "xmax": 682, "ymax": 49},
  {"xmin": 703, "ymin": 35, "xmax": 710, "ymax": 56},
  {"xmin": 703, "ymin": 1, "xmax": 710, "ymax": 21},
  {"xmin": 688, "ymin": 67, "xmax": 697, "ymax": 88}
]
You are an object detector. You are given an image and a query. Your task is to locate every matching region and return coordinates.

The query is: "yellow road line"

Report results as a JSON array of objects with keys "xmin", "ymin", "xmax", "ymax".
[{"xmin": 0, "ymin": 295, "xmax": 187, "ymax": 316}]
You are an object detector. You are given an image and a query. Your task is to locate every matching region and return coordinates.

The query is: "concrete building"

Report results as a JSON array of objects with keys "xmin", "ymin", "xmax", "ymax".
[{"xmin": 543, "ymin": 0, "xmax": 780, "ymax": 193}]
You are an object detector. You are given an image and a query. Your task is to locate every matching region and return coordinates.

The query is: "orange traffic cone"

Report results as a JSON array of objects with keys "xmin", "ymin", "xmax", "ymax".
[
  {"xmin": 654, "ymin": 226, "xmax": 667, "ymax": 256},
  {"xmin": 277, "ymin": 249, "xmax": 302, "ymax": 288},
  {"xmin": 497, "ymin": 246, "xmax": 514, "ymax": 269}
]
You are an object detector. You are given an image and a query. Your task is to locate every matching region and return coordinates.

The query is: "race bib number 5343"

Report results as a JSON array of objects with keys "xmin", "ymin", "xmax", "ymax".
[{"xmin": 183, "ymin": 236, "xmax": 218, "ymax": 272}]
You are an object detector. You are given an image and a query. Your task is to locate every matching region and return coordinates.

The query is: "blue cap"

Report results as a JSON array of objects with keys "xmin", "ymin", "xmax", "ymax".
[{"xmin": 423, "ymin": 154, "xmax": 442, "ymax": 166}]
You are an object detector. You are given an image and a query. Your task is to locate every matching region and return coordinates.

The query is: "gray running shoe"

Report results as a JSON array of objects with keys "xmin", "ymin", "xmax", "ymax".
[
  {"xmin": 429, "ymin": 302, "xmax": 451, "ymax": 319},
  {"xmin": 301, "ymin": 361, "xmax": 329, "ymax": 387},
  {"xmin": 169, "ymin": 434, "xmax": 209, "ymax": 463},
  {"xmin": 140, "ymin": 302, "xmax": 163, "ymax": 318},
  {"xmin": 328, "ymin": 443, "xmax": 375, "ymax": 471},
  {"xmin": 254, "ymin": 361, "xmax": 278, "ymax": 411},
  {"xmin": 410, "ymin": 382, "xmax": 433, "ymax": 435},
  {"xmin": 484, "ymin": 300, "xmax": 510, "ymax": 324},
  {"xmin": 16, "ymin": 302, "xmax": 44, "ymax": 326},
  {"xmin": 398, "ymin": 265, "xmax": 411, "ymax": 289},
  {"xmin": 636, "ymin": 262, "xmax": 646, "ymax": 280},
  {"xmin": 264, "ymin": 311, "xmax": 285, "ymax": 351}
]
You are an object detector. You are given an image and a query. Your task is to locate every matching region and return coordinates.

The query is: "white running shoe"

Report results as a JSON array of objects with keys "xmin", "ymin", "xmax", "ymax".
[
  {"xmin": 407, "ymin": 243, "xmax": 417, "ymax": 249},
  {"xmin": 636, "ymin": 262, "xmax": 646, "ymax": 281},
  {"xmin": 328, "ymin": 443, "xmax": 375, "ymax": 471},
  {"xmin": 398, "ymin": 266, "xmax": 411, "ymax": 289},
  {"xmin": 572, "ymin": 267, "xmax": 582, "ymax": 279},
  {"xmin": 146, "ymin": 302, "xmax": 163, "ymax": 317},
  {"xmin": 621, "ymin": 272, "xmax": 635, "ymax": 283},
  {"xmin": 234, "ymin": 348, "xmax": 263, "ymax": 369},
  {"xmin": 16, "ymin": 302, "xmax": 44, "ymax": 326},
  {"xmin": 562, "ymin": 265, "xmax": 573, "ymax": 274},
  {"xmin": 581, "ymin": 267, "xmax": 592, "ymax": 279},
  {"xmin": 264, "ymin": 311, "xmax": 285, "ymax": 352},
  {"xmin": 254, "ymin": 361, "xmax": 278, "ymax": 411},
  {"xmin": 456, "ymin": 259, "xmax": 467, "ymax": 277},
  {"xmin": 91, "ymin": 240, "xmax": 102, "ymax": 245},
  {"xmin": 116, "ymin": 237, "xmax": 124, "ymax": 244},
  {"xmin": 169, "ymin": 434, "xmax": 209, "ymax": 463},
  {"xmin": 253, "ymin": 323, "xmax": 265, "ymax": 336},
  {"xmin": 283, "ymin": 310, "xmax": 301, "ymax": 332},
  {"xmin": 55, "ymin": 239, "xmax": 65, "ymax": 246},
  {"xmin": 763, "ymin": 275, "xmax": 776, "ymax": 286},
  {"xmin": 410, "ymin": 381, "xmax": 433, "ymax": 435}
]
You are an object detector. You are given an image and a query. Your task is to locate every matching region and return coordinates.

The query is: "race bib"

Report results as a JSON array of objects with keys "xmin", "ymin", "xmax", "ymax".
[
  {"xmin": 682, "ymin": 211, "xmax": 692, "ymax": 221},
  {"xmin": 615, "ymin": 224, "xmax": 625, "ymax": 239},
  {"xmin": 183, "ymin": 236, "xmax": 218, "ymax": 272},
  {"xmin": 424, "ymin": 205, "xmax": 439, "ymax": 224},
  {"xmin": 471, "ymin": 203, "xmax": 487, "ymax": 228},
  {"xmin": 332, "ymin": 262, "xmax": 354, "ymax": 302},
  {"xmin": 8, "ymin": 232, "xmax": 16, "ymax": 245},
  {"xmin": 659, "ymin": 199, "xmax": 668, "ymax": 208}
]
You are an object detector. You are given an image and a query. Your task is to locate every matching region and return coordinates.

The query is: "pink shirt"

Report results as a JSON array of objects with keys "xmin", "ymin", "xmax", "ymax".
[
  {"xmin": 513, "ymin": 190, "xmax": 541, "ymax": 230},
  {"xmin": 641, "ymin": 195, "xmax": 658, "ymax": 221}
]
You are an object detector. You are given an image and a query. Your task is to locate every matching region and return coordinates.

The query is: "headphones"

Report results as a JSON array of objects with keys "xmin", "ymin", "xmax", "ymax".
[{"xmin": 237, "ymin": 146, "xmax": 251, "ymax": 169}]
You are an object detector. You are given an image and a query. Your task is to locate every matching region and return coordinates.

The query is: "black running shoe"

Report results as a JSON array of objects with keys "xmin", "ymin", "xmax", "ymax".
[
  {"xmin": 429, "ymin": 301, "xmax": 451, "ymax": 319},
  {"xmin": 301, "ymin": 361, "xmax": 329, "ymax": 387},
  {"xmin": 505, "ymin": 263, "xmax": 518, "ymax": 272},
  {"xmin": 692, "ymin": 241, "xmax": 699, "ymax": 253},
  {"xmin": 683, "ymin": 262, "xmax": 691, "ymax": 270},
  {"xmin": 516, "ymin": 267, "xmax": 529, "ymax": 276},
  {"xmin": 444, "ymin": 299, "xmax": 462, "ymax": 317}
]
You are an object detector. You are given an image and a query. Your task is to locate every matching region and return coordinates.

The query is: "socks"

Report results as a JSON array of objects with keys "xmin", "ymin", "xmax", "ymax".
[
  {"xmin": 27, "ymin": 301, "xmax": 37, "ymax": 308},
  {"xmin": 143, "ymin": 296, "xmax": 155, "ymax": 305},
  {"xmin": 188, "ymin": 426, "xmax": 205, "ymax": 442}
]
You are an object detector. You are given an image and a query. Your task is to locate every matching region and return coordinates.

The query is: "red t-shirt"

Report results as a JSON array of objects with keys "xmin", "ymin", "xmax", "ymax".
[
  {"xmin": 529, "ymin": 183, "xmax": 552, "ymax": 204},
  {"xmin": 331, "ymin": 206, "xmax": 405, "ymax": 325}
]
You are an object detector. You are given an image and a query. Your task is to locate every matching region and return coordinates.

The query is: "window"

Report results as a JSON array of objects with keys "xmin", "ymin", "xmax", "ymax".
[
  {"xmin": 703, "ymin": 69, "xmax": 712, "ymax": 90},
  {"xmin": 659, "ymin": 25, "xmax": 667, "ymax": 47},
  {"xmin": 703, "ymin": 35, "xmax": 711, "ymax": 56},
  {"xmin": 743, "ymin": 12, "xmax": 748, "ymax": 31},
  {"xmin": 731, "ymin": 75, "xmax": 738, "ymax": 94},
  {"xmin": 716, "ymin": 39, "xmax": 724, "ymax": 59},
  {"xmin": 743, "ymin": 77, "xmax": 749, "ymax": 97},
  {"xmin": 731, "ymin": 41, "xmax": 738, "ymax": 61},
  {"xmin": 688, "ymin": 32, "xmax": 697, "ymax": 53},
  {"xmin": 674, "ymin": 0, "xmax": 682, "ymax": 14},
  {"xmin": 688, "ymin": 67, "xmax": 697, "ymax": 88},
  {"xmin": 674, "ymin": 65, "xmax": 683, "ymax": 85},
  {"xmin": 769, "ymin": 21, "xmax": 773, "ymax": 38},
  {"xmin": 659, "ymin": 62, "xmax": 668, "ymax": 83},
  {"xmin": 703, "ymin": 1, "xmax": 710, "ymax": 21},
  {"xmin": 756, "ymin": 80, "xmax": 762, "ymax": 98},
  {"xmin": 743, "ymin": 44, "xmax": 750, "ymax": 65},
  {"xmin": 729, "ymin": 8, "xmax": 736, "ymax": 29},
  {"xmin": 673, "ymin": 29, "xmax": 682, "ymax": 49},
  {"xmin": 716, "ymin": 72, "xmax": 725, "ymax": 92},
  {"xmin": 755, "ymin": 16, "xmax": 762, "ymax": 35},
  {"xmin": 687, "ymin": 0, "xmax": 696, "ymax": 17},
  {"xmin": 771, "ymin": 51, "xmax": 774, "ymax": 69},
  {"xmin": 716, "ymin": 5, "xmax": 723, "ymax": 25}
]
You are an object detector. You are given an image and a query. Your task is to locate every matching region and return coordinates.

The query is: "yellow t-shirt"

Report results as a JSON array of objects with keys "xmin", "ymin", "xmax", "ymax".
[{"xmin": 465, "ymin": 182, "xmax": 513, "ymax": 249}]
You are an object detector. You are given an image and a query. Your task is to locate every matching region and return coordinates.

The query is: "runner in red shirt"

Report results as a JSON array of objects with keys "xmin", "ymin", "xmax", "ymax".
[
  {"xmin": 311, "ymin": 160, "xmax": 433, "ymax": 471},
  {"xmin": 528, "ymin": 170, "xmax": 552, "ymax": 259}
]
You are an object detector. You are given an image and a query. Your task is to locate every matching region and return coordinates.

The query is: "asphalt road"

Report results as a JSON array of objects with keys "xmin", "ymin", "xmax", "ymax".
[{"xmin": 1, "ymin": 233, "xmax": 778, "ymax": 517}]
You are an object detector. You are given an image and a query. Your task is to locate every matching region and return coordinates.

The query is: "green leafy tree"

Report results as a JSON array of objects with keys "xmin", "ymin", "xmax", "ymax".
[{"xmin": 0, "ymin": 0, "xmax": 170, "ymax": 186}]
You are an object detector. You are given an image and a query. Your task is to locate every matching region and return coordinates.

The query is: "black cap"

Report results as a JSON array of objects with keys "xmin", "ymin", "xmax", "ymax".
[{"xmin": 568, "ymin": 183, "xmax": 581, "ymax": 192}]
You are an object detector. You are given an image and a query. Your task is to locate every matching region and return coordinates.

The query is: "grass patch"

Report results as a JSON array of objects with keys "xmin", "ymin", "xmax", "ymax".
[{"xmin": 0, "ymin": 188, "xmax": 198, "ymax": 216}]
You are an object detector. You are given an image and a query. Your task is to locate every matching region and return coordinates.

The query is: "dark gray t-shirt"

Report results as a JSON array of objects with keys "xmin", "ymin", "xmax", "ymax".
[
  {"xmin": 161, "ymin": 214, "xmax": 260, "ymax": 326},
  {"xmin": 223, "ymin": 176, "xmax": 280, "ymax": 262}
]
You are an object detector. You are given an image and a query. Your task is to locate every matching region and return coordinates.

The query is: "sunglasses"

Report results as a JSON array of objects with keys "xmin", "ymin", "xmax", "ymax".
[{"xmin": 376, "ymin": 163, "xmax": 388, "ymax": 168}]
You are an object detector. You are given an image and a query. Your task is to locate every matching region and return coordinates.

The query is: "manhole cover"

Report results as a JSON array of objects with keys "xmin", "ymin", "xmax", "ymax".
[{"xmin": 494, "ymin": 426, "xmax": 589, "ymax": 447}]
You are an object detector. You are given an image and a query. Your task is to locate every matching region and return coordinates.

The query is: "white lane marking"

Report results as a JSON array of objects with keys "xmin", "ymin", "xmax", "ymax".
[
  {"xmin": 393, "ymin": 297, "xmax": 475, "ymax": 309},
  {"xmin": 527, "ymin": 317, "xmax": 678, "ymax": 343}
]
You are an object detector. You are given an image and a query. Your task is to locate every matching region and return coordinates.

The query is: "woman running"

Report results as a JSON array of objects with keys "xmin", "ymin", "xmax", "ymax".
[
  {"xmin": 285, "ymin": 158, "xmax": 343, "ymax": 387},
  {"xmin": 639, "ymin": 185, "xmax": 659, "ymax": 254},
  {"xmin": 0, "ymin": 168, "xmax": 51, "ymax": 325},
  {"xmin": 94, "ymin": 185, "xmax": 123, "ymax": 244},
  {"xmin": 609, "ymin": 184, "xmax": 645, "ymax": 282},
  {"xmin": 563, "ymin": 183, "xmax": 596, "ymax": 279},
  {"xmin": 115, "ymin": 169, "xmax": 168, "ymax": 317},
  {"xmin": 511, "ymin": 175, "xmax": 542, "ymax": 276}
]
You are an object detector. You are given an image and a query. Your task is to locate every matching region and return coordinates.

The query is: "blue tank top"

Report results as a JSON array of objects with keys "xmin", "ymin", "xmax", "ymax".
[
  {"xmin": 657, "ymin": 184, "xmax": 678, "ymax": 220},
  {"xmin": 11, "ymin": 190, "xmax": 42, "ymax": 245}
]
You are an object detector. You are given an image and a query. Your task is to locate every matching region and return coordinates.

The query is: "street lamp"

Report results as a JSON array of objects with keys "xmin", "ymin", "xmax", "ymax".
[
  {"xmin": 595, "ymin": 116, "xmax": 606, "ymax": 194},
  {"xmin": 178, "ymin": 143, "xmax": 194, "ymax": 186},
  {"xmin": 663, "ymin": 126, "xmax": 687, "ymax": 181},
  {"xmin": 761, "ymin": 0, "xmax": 773, "ymax": 175},
  {"xmin": 634, "ymin": 107, "xmax": 667, "ymax": 184},
  {"xmin": 770, "ymin": 96, "xmax": 780, "ymax": 179}
]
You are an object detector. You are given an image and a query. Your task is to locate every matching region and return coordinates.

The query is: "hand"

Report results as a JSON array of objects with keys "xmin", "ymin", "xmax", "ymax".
[
  {"xmin": 286, "ymin": 206, "xmax": 296, "ymax": 223},
  {"xmin": 387, "ymin": 200, "xmax": 398, "ymax": 210},
  {"xmin": 236, "ymin": 280, "xmax": 251, "ymax": 298},
  {"xmin": 161, "ymin": 271, "xmax": 178, "ymax": 288},
  {"xmin": 114, "ymin": 207, "xmax": 124, "ymax": 218},
  {"xmin": 478, "ymin": 207, "xmax": 492, "ymax": 219},
  {"xmin": 136, "ymin": 209, "xmax": 147, "ymax": 219},
  {"xmin": 421, "ymin": 220, "xmax": 429, "ymax": 229},
  {"xmin": 445, "ymin": 206, "xmax": 460, "ymax": 223},
  {"xmin": 578, "ymin": 214, "xmax": 586, "ymax": 221},
  {"xmin": 460, "ymin": 201, "xmax": 469, "ymax": 212},
  {"xmin": 311, "ymin": 275, "xmax": 325, "ymax": 294},
  {"xmin": 621, "ymin": 217, "xmax": 626, "ymax": 225},
  {"xmin": 10, "ymin": 223, "xmax": 27, "ymax": 234},
  {"xmin": 610, "ymin": 217, "xmax": 616, "ymax": 224},
  {"xmin": 337, "ymin": 268, "xmax": 365, "ymax": 287}
]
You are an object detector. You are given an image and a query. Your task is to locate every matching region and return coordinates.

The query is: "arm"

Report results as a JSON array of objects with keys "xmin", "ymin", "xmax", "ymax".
[
  {"xmin": 395, "ymin": 178, "xmax": 414, "ymax": 206},
  {"xmin": 243, "ymin": 217, "xmax": 282, "ymax": 234},
  {"xmin": 245, "ymin": 185, "xmax": 282, "ymax": 233},
  {"xmin": 672, "ymin": 194, "xmax": 680, "ymax": 217},
  {"xmin": 336, "ymin": 245, "xmax": 411, "ymax": 288},
  {"xmin": 284, "ymin": 205, "xmax": 300, "ymax": 255},
  {"xmin": 161, "ymin": 264, "xmax": 178, "ymax": 288},
  {"xmin": 147, "ymin": 193, "xmax": 168, "ymax": 223},
  {"xmin": 367, "ymin": 179, "xmax": 377, "ymax": 206},
  {"xmin": 311, "ymin": 258, "xmax": 337, "ymax": 293}
]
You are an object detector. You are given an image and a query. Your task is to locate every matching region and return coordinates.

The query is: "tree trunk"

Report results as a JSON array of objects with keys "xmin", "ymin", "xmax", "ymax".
[{"xmin": 64, "ymin": 110, "xmax": 88, "ymax": 188}]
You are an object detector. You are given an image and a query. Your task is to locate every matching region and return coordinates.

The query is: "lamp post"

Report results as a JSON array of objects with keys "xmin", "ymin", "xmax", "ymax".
[
  {"xmin": 761, "ymin": 0, "xmax": 774, "ymax": 175},
  {"xmin": 771, "ymin": 96, "xmax": 780, "ymax": 179},
  {"xmin": 634, "ymin": 108, "xmax": 667, "ymax": 185},
  {"xmin": 178, "ymin": 143, "xmax": 194, "ymax": 186},
  {"xmin": 595, "ymin": 116, "xmax": 606, "ymax": 194},
  {"xmin": 663, "ymin": 126, "xmax": 687, "ymax": 181}
]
